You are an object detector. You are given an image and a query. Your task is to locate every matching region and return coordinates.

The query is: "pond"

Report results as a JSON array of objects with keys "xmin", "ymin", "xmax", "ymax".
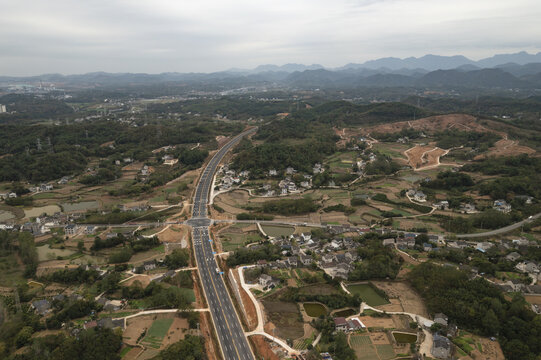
[
  {"xmin": 347, "ymin": 283, "xmax": 389, "ymax": 306},
  {"xmin": 36, "ymin": 245, "xmax": 75, "ymax": 262},
  {"xmin": 24, "ymin": 205, "xmax": 62, "ymax": 218},
  {"xmin": 260, "ymin": 224, "xmax": 295, "ymax": 237},
  {"xmin": 303, "ymin": 303, "xmax": 327, "ymax": 317},
  {"xmin": 61, "ymin": 201, "xmax": 99, "ymax": 213},
  {"xmin": 392, "ymin": 331, "xmax": 418, "ymax": 344},
  {"xmin": 333, "ymin": 308, "xmax": 356, "ymax": 318}
]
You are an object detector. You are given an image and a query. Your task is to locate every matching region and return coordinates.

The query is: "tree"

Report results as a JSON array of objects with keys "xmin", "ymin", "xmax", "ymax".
[
  {"xmin": 152, "ymin": 335, "xmax": 206, "ymax": 360},
  {"xmin": 164, "ymin": 249, "xmax": 190, "ymax": 269},
  {"xmin": 15, "ymin": 326, "xmax": 33, "ymax": 348},
  {"xmin": 77, "ymin": 240, "xmax": 85, "ymax": 253},
  {"xmin": 482, "ymin": 309, "xmax": 500, "ymax": 336}
]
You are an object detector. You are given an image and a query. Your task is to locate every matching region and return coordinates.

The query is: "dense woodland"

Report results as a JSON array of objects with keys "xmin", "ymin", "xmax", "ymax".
[
  {"xmin": 0, "ymin": 119, "xmax": 240, "ymax": 182},
  {"xmin": 409, "ymin": 263, "xmax": 541, "ymax": 360}
]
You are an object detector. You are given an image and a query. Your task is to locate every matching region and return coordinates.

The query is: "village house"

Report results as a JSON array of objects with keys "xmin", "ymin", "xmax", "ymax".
[
  {"xmin": 268, "ymin": 169, "xmax": 278, "ymax": 176},
  {"xmin": 163, "ymin": 155, "xmax": 178, "ymax": 166},
  {"xmin": 396, "ymin": 238, "xmax": 415, "ymax": 249},
  {"xmin": 84, "ymin": 226, "xmax": 95, "ymax": 235},
  {"xmin": 493, "ymin": 199, "xmax": 512, "ymax": 213},
  {"xmin": 476, "ymin": 242, "xmax": 494, "ymax": 253},
  {"xmin": 287, "ymin": 256, "xmax": 298, "ymax": 267},
  {"xmin": 447, "ymin": 241, "xmax": 469, "ymax": 250},
  {"xmin": 432, "ymin": 335, "xmax": 452, "ymax": 359},
  {"xmin": 31, "ymin": 299, "xmax": 51, "ymax": 316},
  {"xmin": 140, "ymin": 165, "xmax": 150, "ymax": 176},
  {"xmin": 516, "ymin": 261, "xmax": 540, "ymax": 274},
  {"xmin": 313, "ymin": 163, "xmax": 324, "ymax": 174},
  {"xmin": 506, "ymin": 252, "xmax": 521, "ymax": 262},
  {"xmin": 143, "ymin": 260, "xmax": 157, "ymax": 271},
  {"xmin": 382, "ymin": 238, "xmax": 395, "ymax": 247},
  {"xmin": 64, "ymin": 224, "xmax": 78, "ymax": 236},
  {"xmin": 459, "ymin": 203, "xmax": 477, "ymax": 214},
  {"xmin": 434, "ymin": 313, "xmax": 448, "ymax": 327},
  {"xmin": 332, "ymin": 263, "xmax": 352, "ymax": 279},
  {"xmin": 300, "ymin": 254, "xmax": 313, "ymax": 266},
  {"xmin": 423, "ymin": 243, "xmax": 433, "ymax": 252},
  {"xmin": 39, "ymin": 183, "xmax": 54, "ymax": 192},
  {"xmin": 433, "ymin": 200, "xmax": 449, "ymax": 210},
  {"xmin": 321, "ymin": 254, "xmax": 335, "ymax": 265},
  {"xmin": 333, "ymin": 317, "xmax": 349, "ymax": 332},
  {"xmin": 301, "ymin": 232, "xmax": 312, "ymax": 242},
  {"xmin": 258, "ymin": 274, "xmax": 278, "ymax": 289},
  {"xmin": 515, "ymin": 195, "xmax": 534, "ymax": 204},
  {"xmin": 413, "ymin": 191, "xmax": 427, "ymax": 202},
  {"xmin": 512, "ymin": 238, "xmax": 530, "ymax": 247}
]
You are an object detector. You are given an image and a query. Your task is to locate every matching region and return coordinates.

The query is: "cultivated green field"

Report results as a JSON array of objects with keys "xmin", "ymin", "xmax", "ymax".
[
  {"xmin": 261, "ymin": 224, "xmax": 295, "ymax": 237},
  {"xmin": 347, "ymin": 283, "xmax": 389, "ymax": 306},
  {"xmin": 141, "ymin": 318, "xmax": 174, "ymax": 349}
]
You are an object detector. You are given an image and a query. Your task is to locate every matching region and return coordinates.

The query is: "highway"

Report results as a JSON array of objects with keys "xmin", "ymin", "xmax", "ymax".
[{"xmin": 188, "ymin": 128, "xmax": 256, "ymax": 360}]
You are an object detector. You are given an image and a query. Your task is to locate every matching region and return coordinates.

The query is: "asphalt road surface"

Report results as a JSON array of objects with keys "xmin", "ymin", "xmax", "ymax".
[
  {"xmin": 456, "ymin": 212, "xmax": 541, "ymax": 238},
  {"xmin": 188, "ymin": 128, "xmax": 256, "ymax": 360}
]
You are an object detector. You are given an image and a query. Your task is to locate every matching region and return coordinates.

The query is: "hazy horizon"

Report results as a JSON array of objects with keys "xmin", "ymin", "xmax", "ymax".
[{"xmin": 2, "ymin": 0, "xmax": 541, "ymax": 76}]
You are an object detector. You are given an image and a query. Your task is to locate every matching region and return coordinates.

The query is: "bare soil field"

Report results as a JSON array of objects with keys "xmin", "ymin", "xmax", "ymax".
[
  {"xmin": 474, "ymin": 138, "xmax": 537, "ymax": 159},
  {"xmin": 124, "ymin": 316, "xmax": 154, "ymax": 346},
  {"xmin": 250, "ymin": 335, "xmax": 281, "ymax": 360},
  {"xmin": 123, "ymin": 347, "xmax": 144, "ymax": 360},
  {"xmin": 365, "ymin": 114, "xmax": 505, "ymax": 137},
  {"xmin": 261, "ymin": 300, "xmax": 304, "ymax": 340},
  {"xmin": 157, "ymin": 225, "xmax": 188, "ymax": 245},
  {"xmin": 372, "ymin": 281, "xmax": 428, "ymax": 318},
  {"xmin": 369, "ymin": 331, "xmax": 391, "ymax": 345},
  {"xmin": 163, "ymin": 317, "xmax": 189, "ymax": 347},
  {"xmin": 525, "ymin": 295, "xmax": 541, "ymax": 306},
  {"xmin": 457, "ymin": 336, "xmax": 505, "ymax": 360},
  {"xmin": 471, "ymin": 336, "xmax": 505, "ymax": 360},
  {"xmin": 358, "ymin": 316, "xmax": 395, "ymax": 329},
  {"xmin": 122, "ymin": 275, "xmax": 151, "ymax": 288},
  {"xmin": 405, "ymin": 144, "xmax": 442, "ymax": 169}
]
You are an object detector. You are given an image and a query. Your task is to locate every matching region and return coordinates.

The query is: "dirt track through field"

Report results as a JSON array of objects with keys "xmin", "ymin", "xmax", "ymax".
[{"xmin": 474, "ymin": 138, "xmax": 536, "ymax": 159}]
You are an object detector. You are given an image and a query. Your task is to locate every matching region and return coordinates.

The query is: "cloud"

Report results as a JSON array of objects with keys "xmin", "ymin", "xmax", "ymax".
[{"xmin": 1, "ymin": 0, "xmax": 540, "ymax": 75}]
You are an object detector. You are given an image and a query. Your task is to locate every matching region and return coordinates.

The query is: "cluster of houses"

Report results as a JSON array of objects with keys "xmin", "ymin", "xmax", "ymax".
[
  {"xmin": 28, "ymin": 183, "xmax": 54, "ymax": 193},
  {"xmin": 251, "ymin": 230, "xmax": 364, "ymax": 281},
  {"xmin": 394, "ymin": 232, "xmax": 541, "ymax": 295},
  {"xmin": 332, "ymin": 317, "xmax": 365, "ymax": 332},
  {"xmin": 0, "ymin": 191, "xmax": 18, "ymax": 200},
  {"xmin": 6, "ymin": 212, "xmax": 75, "ymax": 236},
  {"xmin": 217, "ymin": 165, "xmax": 249, "ymax": 191},
  {"xmin": 162, "ymin": 154, "xmax": 178, "ymax": 166},
  {"xmin": 406, "ymin": 189, "xmax": 427, "ymax": 202},
  {"xmin": 355, "ymin": 153, "xmax": 376, "ymax": 175}
]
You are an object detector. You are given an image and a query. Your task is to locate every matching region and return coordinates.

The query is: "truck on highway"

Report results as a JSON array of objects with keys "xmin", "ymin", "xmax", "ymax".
[{"xmin": 215, "ymin": 267, "xmax": 220, "ymax": 274}]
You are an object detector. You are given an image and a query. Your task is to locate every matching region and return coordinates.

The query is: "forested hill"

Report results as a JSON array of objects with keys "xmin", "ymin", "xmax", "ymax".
[
  {"xmin": 0, "ymin": 119, "xmax": 242, "ymax": 182},
  {"xmin": 0, "ymin": 94, "xmax": 74, "ymax": 122},
  {"xmin": 275, "ymin": 101, "xmax": 430, "ymax": 128}
]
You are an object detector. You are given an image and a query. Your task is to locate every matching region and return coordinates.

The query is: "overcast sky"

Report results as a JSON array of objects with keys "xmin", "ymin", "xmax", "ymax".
[{"xmin": 2, "ymin": 0, "xmax": 541, "ymax": 75}]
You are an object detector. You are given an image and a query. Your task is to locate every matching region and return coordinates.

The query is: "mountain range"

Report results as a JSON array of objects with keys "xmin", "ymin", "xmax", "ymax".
[{"xmin": 2, "ymin": 52, "xmax": 541, "ymax": 90}]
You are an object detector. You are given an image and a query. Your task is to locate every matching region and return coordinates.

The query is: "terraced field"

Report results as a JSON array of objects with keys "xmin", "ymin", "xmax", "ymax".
[{"xmin": 141, "ymin": 318, "xmax": 174, "ymax": 349}]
